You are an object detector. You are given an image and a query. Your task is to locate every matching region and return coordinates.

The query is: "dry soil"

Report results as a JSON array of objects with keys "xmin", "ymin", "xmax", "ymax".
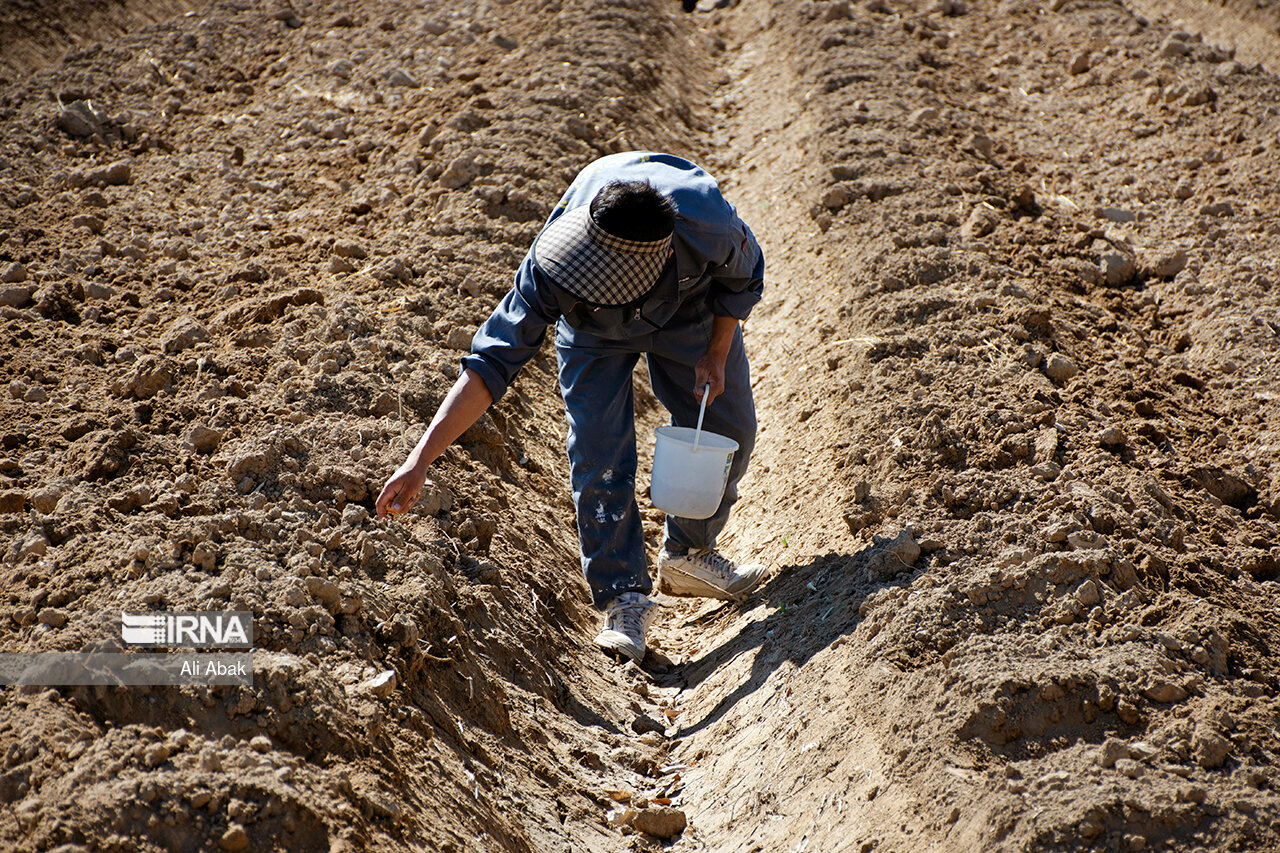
[{"xmin": 0, "ymin": 0, "xmax": 1278, "ymax": 851}]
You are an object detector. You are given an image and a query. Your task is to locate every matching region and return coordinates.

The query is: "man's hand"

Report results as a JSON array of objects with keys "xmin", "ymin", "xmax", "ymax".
[
  {"xmin": 694, "ymin": 316, "xmax": 739, "ymax": 405},
  {"xmin": 376, "ymin": 457, "xmax": 428, "ymax": 518},
  {"xmin": 373, "ymin": 368, "xmax": 493, "ymax": 519},
  {"xmin": 694, "ymin": 350, "xmax": 727, "ymax": 405}
]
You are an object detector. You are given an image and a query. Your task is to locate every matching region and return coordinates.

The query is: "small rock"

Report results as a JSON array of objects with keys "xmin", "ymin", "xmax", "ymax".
[
  {"xmin": 1177, "ymin": 784, "xmax": 1207, "ymax": 803},
  {"xmin": 438, "ymin": 154, "xmax": 477, "ymax": 189},
  {"xmin": 84, "ymin": 281, "xmax": 114, "ymax": 300},
  {"xmin": 273, "ymin": 7, "xmax": 302, "ymax": 26},
  {"xmin": 358, "ymin": 670, "xmax": 397, "ymax": 699},
  {"xmin": 1035, "ymin": 770, "xmax": 1070, "ymax": 789},
  {"xmin": 1097, "ymin": 207, "xmax": 1135, "ymax": 223},
  {"xmin": 967, "ymin": 133, "xmax": 995, "ymax": 160},
  {"xmin": 1, "ymin": 262, "xmax": 28, "ymax": 284},
  {"xmin": 961, "ymin": 204, "xmax": 999, "ymax": 239},
  {"xmin": 1127, "ymin": 740, "xmax": 1158, "ymax": 761},
  {"xmin": 385, "ymin": 69, "xmax": 419, "ymax": 87},
  {"xmin": 219, "ymin": 824, "xmax": 250, "ymax": 851},
  {"xmin": 249, "ymin": 735, "xmax": 272, "ymax": 753},
  {"xmin": 1142, "ymin": 680, "xmax": 1188, "ymax": 704},
  {"xmin": 1099, "ymin": 427, "xmax": 1125, "ymax": 447},
  {"xmin": 57, "ymin": 100, "xmax": 106, "ymax": 137},
  {"xmin": 1145, "ymin": 249, "xmax": 1187, "ymax": 279},
  {"xmin": 1031, "ymin": 462, "xmax": 1061, "ymax": 481},
  {"xmin": 333, "ymin": 241, "xmax": 367, "ymax": 259},
  {"xmin": 1043, "ymin": 354, "xmax": 1078, "ymax": 384},
  {"xmin": 1044, "ymin": 521, "xmax": 1074, "ymax": 543},
  {"xmin": 329, "ymin": 256, "xmax": 356, "ymax": 274},
  {"xmin": 631, "ymin": 715, "xmax": 665, "ymax": 736},
  {"xmin": 161, "ymin": 317, "xmax": 210, "ymax": 354},
  {"xmin": 144, "ymin": 743, "xmax": 171, "ymax": 767},
  {"xmin": 192, "ymin": 541, "xmax": 218, "ymax": 572},
  {"xmin": 1101, "ymin": 252, "xmax": 1136, "ymax": 286},
  {"xmin": 1114, "ymin": 758, "xmax": 1144, "ymax": 778},
  {"xmin": 631, "ymin": 806, "xmax": 687, "ymax": 840},
  {"xmin": 908, "ymin": 107, "xmax": 939, "ymax": 125},
  {"xmin": 23, "ymin": 386, "xmax": 47, "ymax": 404},
  {"xmin": 1080, "ymin": 814, "xmax": 1105, "ymax": 838},
  {"xmin": 0, "ymin": 491, "xmax": 25, "ymax": 513},
  {"xmin": 113, "ymin": 355, "xmax": 175, "ymax": 400},
  {"xmin": 1116, "ymin": 697, "xmax": 1141, "ymax": 725},
  {"xmin": 1074, "ymin": 578, "xmax": 1101, "ymax": 606},
  {"xmin": 30, "ymin": 484, "xmax": 63, "ymax": 514},
  {"xmin": 1191, "ymin": 465, "xmax": 1252, "ymax": 506},
  {"xmin": 445, "ymin": 327, "xmax": 473, "ymax": 351},
  {"xmin": 305, "ymin": 576, "xmax": 342, "ymax": 607},
  {"xmin": 71, "ymin": 214, "xmax": 103, "ymax": 234},
  {"xmin": 1192, "ymin": 730, "xmax": 1230, "ymax": 768},
  {"xmin": 1068, "ymin": 51, "xmax": 1092, "ymax": 74},
  {"xmin": 821, "ymin": 184, "xmax": 853, "ymax": 211},
  {"xmin": 73, "ymin": 160, "xmax": 132, "ymax": 188},
  {"xmin": 1097, "ymin": 738, "xmax": 1129, "ymax": 768},
  {"xmin": 1198, "ymin": 200, "xmax": 1233, "ymax": 217},
  {"xmin": 607, "ymin": 805, "xmax": 638, "ymax": 827},
  {"xmin": 38, "ymin": 608, "xmax": 68, "ymax": 627},
  {"xmin": 1055, "ymin": 257, "xmax": 1101, "ymax": 288},
  {"xmin": 458, "ymin": 275, "xmax": 484, "ymax": 298},
  {"xmin": 1159, "ymin": 36, "xmax": 1192, "ymax": 57},
  {"xmin": 183, "ymin": 424, "xmax": 223, "ymax": 454},
  {"xmin": 0, "ymin": 285, "xmax": 34, "ymax": 308},
  {"xmin": 1184, "ymin": 85, "xmax": 1215, "ymax": 106}
]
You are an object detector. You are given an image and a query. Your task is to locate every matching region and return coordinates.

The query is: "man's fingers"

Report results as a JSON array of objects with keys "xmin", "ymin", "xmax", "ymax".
[
  {"xmin": 694, "ymin": 377, "xmax": 725, "ymax": 403},
  {"xmin": 376, "ymin": 482, "xmax": 401, "ymax": 518}
]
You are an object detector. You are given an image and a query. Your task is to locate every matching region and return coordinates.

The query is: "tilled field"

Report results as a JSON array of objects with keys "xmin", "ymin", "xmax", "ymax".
[{"xmin": 0, "ymin": 0, "xmax": 1278, "ymax": 851}]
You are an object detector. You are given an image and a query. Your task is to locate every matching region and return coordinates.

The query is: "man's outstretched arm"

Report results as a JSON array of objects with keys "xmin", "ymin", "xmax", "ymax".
[{"xmin": 375, "ymin": 368, "xmax": 493, "ymax": 518}]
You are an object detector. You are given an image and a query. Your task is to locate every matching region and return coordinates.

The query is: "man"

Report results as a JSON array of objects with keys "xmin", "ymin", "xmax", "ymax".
[{"xmin": 375, "ymin": 151, "xmax": 767, "ymax": 663}]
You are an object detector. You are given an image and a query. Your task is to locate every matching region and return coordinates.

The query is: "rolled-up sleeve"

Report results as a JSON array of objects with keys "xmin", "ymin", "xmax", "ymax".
[
  {"xmin": 706, "ymin": 218, "xmax": 764, "ymax": 321},
  {"xmin": 460, "ymin": 256, "xmax": 560, "ymax": 402}
]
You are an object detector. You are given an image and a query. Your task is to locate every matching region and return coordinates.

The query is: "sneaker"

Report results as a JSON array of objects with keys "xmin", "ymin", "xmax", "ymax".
[
  {"xmin": 594, "ymin": 592, "xmax": 658, "ymax": 663},
  {"xmin": 657, "ymin": 549, "xmax": 768, "ymax": 602}
]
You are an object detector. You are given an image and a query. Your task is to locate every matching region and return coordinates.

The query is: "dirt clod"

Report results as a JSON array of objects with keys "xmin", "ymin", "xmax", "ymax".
[{"xmin": 631, "ymin": 805, "xmax": 687, "ymax": 839}]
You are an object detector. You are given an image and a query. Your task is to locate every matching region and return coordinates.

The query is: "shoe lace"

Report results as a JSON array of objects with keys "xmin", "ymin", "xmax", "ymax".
[
  {"xmin": 690, "ymin": 549, "xmax": 735, "ymax": 580},
  {"xmin": 609, "ymin": 594, "xmax": 650, "ymax": 637}
]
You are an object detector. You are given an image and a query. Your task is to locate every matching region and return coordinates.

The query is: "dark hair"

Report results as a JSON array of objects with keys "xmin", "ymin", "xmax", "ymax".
[{"xmin": 589, "ymin": 180, "xmax": 676, "ymax": 242}]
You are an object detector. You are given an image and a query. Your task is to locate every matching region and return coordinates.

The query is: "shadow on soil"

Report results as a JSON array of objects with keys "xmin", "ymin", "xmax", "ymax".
[{"xmin": 662, "ymin": 536, "xmax": 919, "ymax": 737}]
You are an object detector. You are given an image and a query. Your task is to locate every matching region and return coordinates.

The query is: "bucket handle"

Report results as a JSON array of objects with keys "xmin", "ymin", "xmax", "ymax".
[{"xmin": 693, "ymin": 382, "xmax": 710, "ymax": 452}]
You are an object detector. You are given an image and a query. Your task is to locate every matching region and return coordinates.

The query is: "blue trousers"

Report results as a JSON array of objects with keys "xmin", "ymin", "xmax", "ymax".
[{"xmin": 555, "ymin": 301, "xmax": 757, "ymax": 610}]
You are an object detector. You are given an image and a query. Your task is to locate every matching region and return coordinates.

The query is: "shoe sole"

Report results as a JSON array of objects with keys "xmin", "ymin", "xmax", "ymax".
[
  {"xmin": 595, "ymin": 633, "xmax": 645, "ymax": 664},
  {"xmin": 656, "ymin": 569, "xmax": 759, "ymax": 602}
]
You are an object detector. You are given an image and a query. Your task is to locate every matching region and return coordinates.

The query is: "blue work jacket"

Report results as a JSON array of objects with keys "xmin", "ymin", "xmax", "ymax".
[{"xmin": 461, "ymin": 152, "xmax": 764, "ymax": 402}]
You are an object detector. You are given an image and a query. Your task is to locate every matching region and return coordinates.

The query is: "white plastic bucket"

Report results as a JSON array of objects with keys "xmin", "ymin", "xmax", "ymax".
[{"xmin": 650, "ymin": 426, "xmax": 738, "ymax": 519}]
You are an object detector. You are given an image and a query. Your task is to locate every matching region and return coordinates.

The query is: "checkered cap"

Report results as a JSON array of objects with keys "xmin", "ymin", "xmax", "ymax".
[{"xmin": 532, "ymin": 206, "xmax": 672, "ymax": 307}]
